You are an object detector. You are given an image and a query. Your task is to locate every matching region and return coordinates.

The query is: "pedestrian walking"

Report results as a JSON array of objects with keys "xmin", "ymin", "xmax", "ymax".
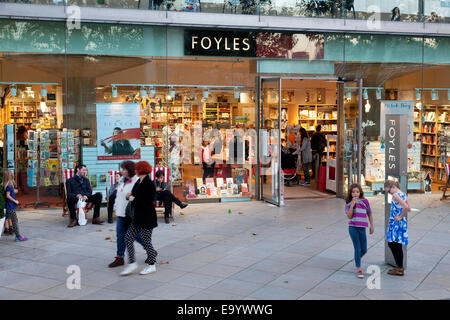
[
  {"xmin": 120, "ymin": 161, "xmax": 158, "ymax": 276},
  {"xmin": 107, "ymin": 172, "xmax": 121, "ymax": 223},
  {"xmin": 345, "ymin": 183, "xmax": 374, "ymax": 278},
  {"xmin": 2, "ymin": 169, "xmax": 27, "ymax": 241},
  {"xmin": 108, "ymin": 161, "xmax": 146, "ymax": 268},
  {"xmin": 384, "ymin": 180, "xmax": 410, "ymax": 276},
  {"xmin": 293, "ymin": 128, "xmax": 312, "ymax": 186}
]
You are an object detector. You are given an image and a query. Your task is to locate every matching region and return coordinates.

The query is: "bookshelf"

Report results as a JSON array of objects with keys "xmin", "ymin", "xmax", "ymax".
[
  {"xmin": 7, "ymin": 102, "xmax": 38, "ymax": 126},
  {"xmin": 203, "ymin": 102, "xmax": 236, "ymax": 127},
  {"xmin": 298, "ymin": 104, "xmax": 338, "ymax": 164},
  {"xmin": 414, "ymin": 104, "xmax": 450, "ymax": 182}
]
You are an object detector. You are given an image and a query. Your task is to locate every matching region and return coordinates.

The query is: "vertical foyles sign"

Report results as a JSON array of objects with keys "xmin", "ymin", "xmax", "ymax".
[
  {"xmin": 385, "ymin": 115, "xmax": 408, "ymax": 177},
  {"xmin": 184, "ymin": 30, "xmax": 256, "ymax": 57}
]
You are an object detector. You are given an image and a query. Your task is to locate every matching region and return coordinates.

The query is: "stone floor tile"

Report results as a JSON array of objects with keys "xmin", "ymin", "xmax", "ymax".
[
  {"xmin": 246, "ymin": 286, "xmax": 305, "ymax": 300},
  {"xmin": 408, "ymin": 288, "xmax": 450, "ymax": 300},
  {"xmin": 230, "ymin": 268, "xmax": 280, "ymax": 285},
  {"xmin": 143, "ymin": 283, "xmax": 203, "ymax": 300},
  {"xmin": 207, "ymin": 279, "xmax": 263, "ymax": 296},
  {"xmin": 38, "ymin": 284, "xmax": 101, "ymax": 300},
  {"xmin": 105, "ymin": 277, "xmax": 165, "ymax": 295},
  {"xmin": 79, "ymin": 288, "xmax": 139, "ymax": 300},
  {"xmin": 5, "ymin": 276, "xmax": 61, "ymax": 294},
  {"xmin": 173, "ymin": 272, "xmax": 224, "ymax": 289}
]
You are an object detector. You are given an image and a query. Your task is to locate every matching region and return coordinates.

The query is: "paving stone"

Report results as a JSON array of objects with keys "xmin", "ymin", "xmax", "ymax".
[
  {"xmin": 230, "ymin": 268, "xmax": 280, "ymax": 285},
  {"xmin": 246, "ymin": 285, "xmax": 305, "ymax": 300},
  {"xmin": 105, "ymin": 277, "xmax": 165, "ymax": 295},
  {"xmin": 5, "ymin": 276, "xmax": 61, "ymax": 294}
]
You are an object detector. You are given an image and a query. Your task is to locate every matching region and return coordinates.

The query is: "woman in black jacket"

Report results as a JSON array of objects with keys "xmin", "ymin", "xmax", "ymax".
[{"xmin": 120, "ymin": 161, "xmax": 158, "ymax": 276}]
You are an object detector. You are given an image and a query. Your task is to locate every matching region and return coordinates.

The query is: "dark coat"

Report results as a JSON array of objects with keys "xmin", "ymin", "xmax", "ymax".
[
  {"xmin": 66, "ymin": 175, "xmax": 92, "ymax": 199},
  {"xmin": 131, "ymin": 175, "xmax": 157, "ymax": 229}
]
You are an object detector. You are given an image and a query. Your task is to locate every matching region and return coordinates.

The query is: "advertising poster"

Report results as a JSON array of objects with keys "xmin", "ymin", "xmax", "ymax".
[{"xmin": 96, "ymin": 103, "xmax": 141, "ymax": 161}]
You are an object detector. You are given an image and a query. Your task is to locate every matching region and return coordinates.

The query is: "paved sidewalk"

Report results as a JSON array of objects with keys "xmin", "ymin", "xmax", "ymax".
[{"xmin": 0, "ymin": 192, "xmax": 449, "ymax": 300}]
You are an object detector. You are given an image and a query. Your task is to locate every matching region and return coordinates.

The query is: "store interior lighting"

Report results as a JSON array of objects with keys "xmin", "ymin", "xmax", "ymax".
[
  {"xmin": 376, "ymin": 88, "xmax": 382, "ymax": 100},
  {"xmin": 40, "ymin": 99, "xmax": 47, "ymax": 112},
  {"xmin": 346, "ymin": 90, "xmax": 351, "ymax": 101},
  {"xmin": 169, "ymin": 87, "xmax": 176, "ymax": 98},
  {"xmin": 140, "ymin": 86, "xmax": 147, "ymax": 98},
  {"xmin": 415, "ymin": 89, "xmax": 421, "ymax": 100},
  {"xmin": 112, "ymin": 86, "xmax": 118, "ymax": 98},
  {"xmin": 431, "ymin": 89, "xmax": 438, "ymax": 100},
  {"xmin": 415, "ymin": 102, "xmax": 422, "ymax": 110},
  {"xmin": 41, "ymin": 85, "xmax": 47, "ymax": 98},
  {"xmin": 149, "ymin": 87, "xmax": 156, "ymax": 98},
  {"xmin": 365, "ymin": 100, "xmax": 371, "ymax": 113},
  {"xmin": 9, "ymin": 84, "xmax": 17, "ymax": 97}
]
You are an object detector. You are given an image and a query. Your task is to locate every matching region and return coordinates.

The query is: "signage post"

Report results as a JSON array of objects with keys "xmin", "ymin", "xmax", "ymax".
[{"xmin": 384, "ymin": 114, "xmax": 408, "ymax": 268}]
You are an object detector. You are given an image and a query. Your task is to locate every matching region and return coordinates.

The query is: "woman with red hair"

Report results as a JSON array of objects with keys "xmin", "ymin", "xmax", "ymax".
[{"xmin": 120, "ymin": 161, "xmax": 158, "ymax": 276}]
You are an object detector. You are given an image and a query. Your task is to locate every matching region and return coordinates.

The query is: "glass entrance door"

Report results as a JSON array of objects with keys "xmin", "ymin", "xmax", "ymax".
[
  {"xmin": 342, "ymin": 79, "xmax": 363, "ymax": 195},
  {"xmin": 258, "ymin": 77, "xmax": 282, "ymax": 206}
]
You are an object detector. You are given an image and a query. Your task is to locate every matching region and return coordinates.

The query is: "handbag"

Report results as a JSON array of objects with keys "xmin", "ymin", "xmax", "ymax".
[{"xmin": 125, "ymin": 201, "xmax": 134, "ymax": 220}]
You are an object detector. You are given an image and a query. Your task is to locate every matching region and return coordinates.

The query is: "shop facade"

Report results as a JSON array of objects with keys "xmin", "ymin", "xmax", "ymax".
[{"xmin": 0, "ymin": 19, "xmax": 449, "ymax": 207}]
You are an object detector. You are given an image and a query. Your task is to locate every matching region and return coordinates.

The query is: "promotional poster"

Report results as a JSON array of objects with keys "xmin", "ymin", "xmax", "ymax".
[{"xmin": 96, "ymin": 103, "xmax": 141, "ymax": 161}]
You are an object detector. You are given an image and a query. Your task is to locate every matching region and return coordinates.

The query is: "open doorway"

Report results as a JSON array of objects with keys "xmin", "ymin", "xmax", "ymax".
[
  {"xmin": 258, "ymin": 76, "xmax": 362, "ymax": 204},
  {"xmin": 280, "ymin": 78, "xmax": 338, "ymax": 199}
]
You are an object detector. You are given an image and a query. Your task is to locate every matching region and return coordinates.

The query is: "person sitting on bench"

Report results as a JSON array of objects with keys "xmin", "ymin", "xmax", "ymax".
[
  {"xmin": 66, "ymin": 164, "xmax": 103, "ymax": 228},
  {"xmin": 153, "ymin": 170, "xmax": 188, "ymax": 224}
]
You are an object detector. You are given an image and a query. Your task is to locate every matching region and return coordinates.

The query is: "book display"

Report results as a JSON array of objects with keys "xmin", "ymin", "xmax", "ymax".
[
  {"xmin": 24, "ymin": 129, "xmax": 52, "ymax": 208},
  {"xmin": 298, "ymin": 104, "xmax": 338, "ymax": 134},
  {"xmin": 414, "ymin": 105, "xmax": 450, "ymax": 182},
  {"xmin": 7, "ymin": 102, "xmax": 38, "ymax": 126},
  {"xmin": 186, "ymin": 176, "xmax": 251, "ymax": 201},
  {"xmin": 58, "ymin": 129, "xmax": 80, "ymax": 171}
]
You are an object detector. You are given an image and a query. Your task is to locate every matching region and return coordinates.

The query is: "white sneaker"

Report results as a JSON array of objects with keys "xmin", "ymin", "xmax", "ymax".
[
  {"xmin": 140, "ymin": 264, "xmax": 156, "ymax": 275},
  {"xmin": 120, "ymin": 262, "xmax": 138, "ymax": 276}
]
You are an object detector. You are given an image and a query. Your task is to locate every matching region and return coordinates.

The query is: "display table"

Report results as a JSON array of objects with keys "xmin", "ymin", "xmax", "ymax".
[{"xmin": 366, "ymin": 179, "xmax": 424, "ymax": 193}]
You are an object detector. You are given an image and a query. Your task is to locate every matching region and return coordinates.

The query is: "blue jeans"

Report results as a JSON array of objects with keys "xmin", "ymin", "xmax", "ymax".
[
  {"xmin": 116, "ymin": 216, "xmax": 143, "ymax": 258},
  {"xmin": 349, "ymin": 226, "xmax": 367, "ymax": 268}
]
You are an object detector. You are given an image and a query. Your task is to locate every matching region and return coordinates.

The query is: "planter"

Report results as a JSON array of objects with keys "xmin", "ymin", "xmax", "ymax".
[{"xmin": 0, "ymin": 217, "xmax": 5, "ymax": 238}]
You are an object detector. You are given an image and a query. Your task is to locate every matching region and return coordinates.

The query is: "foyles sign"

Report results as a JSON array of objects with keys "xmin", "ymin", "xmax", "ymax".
[
  {"xmin": 184, "ymin": 30, "xmax": 256, "ymax": 57},
  {"xmin": 385, "ymin": 114, "xmax": 408, "ymax": 177}
]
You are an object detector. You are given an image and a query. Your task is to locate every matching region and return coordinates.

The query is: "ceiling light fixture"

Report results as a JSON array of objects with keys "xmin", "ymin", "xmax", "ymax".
[
  {"xmin": 149, "ymin": 87, "xmax": 156, "ymax": 98},
  {"xmin": 431, "ymin": 89, "xmax": 438, "ymax": 101},
  {"xmin": 376, "ymin": 88, "xmax": 382, "ymax": 100},
  {"xmin": 112, "ymin": 86, "xmax": 118, "ymax": 98},
  {"xmin": 41, "ymin": 85, "xmax": 47, "ymax": 98},
  {"xmin": 140, "ymin": 86, "xmax": 147, "ymax": 98},
  {"xmin": 346, "ymin": 90, "xmax": 351, "ymax": 101},
  {"xmin": 415, "ymin": 89, "xmax": 421, "ymax": 100},
  {"xmin": 9, "ymin": 84, "xmax": 17, "ymax": 97}
]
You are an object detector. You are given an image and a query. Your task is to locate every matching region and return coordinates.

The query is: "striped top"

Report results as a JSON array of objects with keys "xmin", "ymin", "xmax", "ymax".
[{"xmin": 345, "ymin": 199, "xmax": 372, "ymax": 228}]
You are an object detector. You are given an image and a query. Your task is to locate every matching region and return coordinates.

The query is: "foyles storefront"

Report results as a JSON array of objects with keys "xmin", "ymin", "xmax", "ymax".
[{"xmin": 0, "ymin": 19, "xmax": 449, "ymax": 208}]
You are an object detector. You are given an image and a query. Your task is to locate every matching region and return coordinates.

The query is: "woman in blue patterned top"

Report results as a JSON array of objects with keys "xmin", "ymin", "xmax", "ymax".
[{"xmin": 384, "ymin": 180, "xmax": 411, "ymax": 276}]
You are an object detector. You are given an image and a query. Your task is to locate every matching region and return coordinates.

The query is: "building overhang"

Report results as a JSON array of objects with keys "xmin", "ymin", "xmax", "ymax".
[{"xmin": 1, "ymin": 3, "xmax": 450, "ymax": 36}]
